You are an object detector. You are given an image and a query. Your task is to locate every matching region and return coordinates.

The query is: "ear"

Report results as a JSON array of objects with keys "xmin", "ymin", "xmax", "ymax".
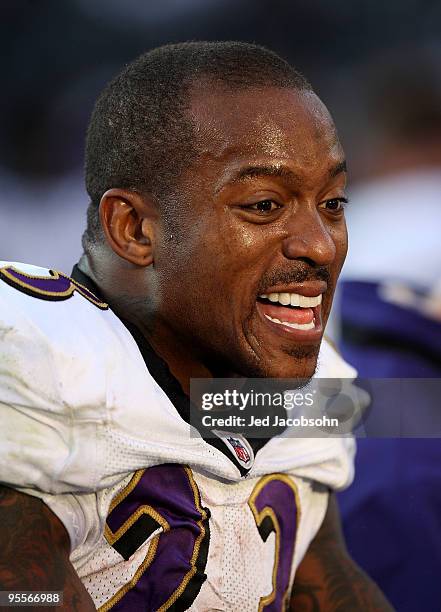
[{"xmin": 99, "ymin": 188, "xmax": 157, "ymax": 267}]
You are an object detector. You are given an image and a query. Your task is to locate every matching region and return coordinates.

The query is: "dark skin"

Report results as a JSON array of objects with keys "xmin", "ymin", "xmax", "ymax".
[
  {"xmin": 0, "ymin": 487, "xmax": 95, "ymax": 612},
  {"xmin": 0, "ymin": 489, "xmax": 391, "ymax": 612},
  {"xmin": 88, "ymin": 85, "xmax": 349, "ymax": 388},
  {"xmin": 0, "ymin": 84, "xmax": 393, "ymax": 610}
]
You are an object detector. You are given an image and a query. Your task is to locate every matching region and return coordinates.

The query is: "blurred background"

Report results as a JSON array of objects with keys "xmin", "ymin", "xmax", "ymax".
[{"xmin": 1, "ymin": 1, "xmax": 441, "ymax": 610}]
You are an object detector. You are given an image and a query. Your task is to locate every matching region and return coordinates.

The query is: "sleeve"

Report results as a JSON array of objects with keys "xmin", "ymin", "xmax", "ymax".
[
  {"xmin": 15, "ymin": 489, "xmax": 101, "ymax": 553},
  {"xmin": 285, "ymin": 436, "xmax": 357, "ymax": 492},
  {"xmin": 0, "ymin": 279, "xmax": 104, "ymax": 496}
]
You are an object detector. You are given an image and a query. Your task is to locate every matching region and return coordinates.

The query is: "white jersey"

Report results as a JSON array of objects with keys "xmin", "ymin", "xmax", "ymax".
[{"xmin": 0, "ymin": 261, "xmax": 356, "ymax": 611}]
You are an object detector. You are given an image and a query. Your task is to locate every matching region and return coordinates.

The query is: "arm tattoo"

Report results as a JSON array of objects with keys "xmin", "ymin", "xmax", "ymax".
[
  {"xmin": 0, "ymin": 486, "xmax": 95, "ymax": 611},
  {"xmin": 290, "ymin": 494, "xmax": 394, "ymax": 612}
]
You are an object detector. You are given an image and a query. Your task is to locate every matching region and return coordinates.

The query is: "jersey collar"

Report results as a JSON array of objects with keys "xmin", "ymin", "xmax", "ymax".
[{"xmin": 70, "ymin": 264, "xmax": 266, "ymax": 475}]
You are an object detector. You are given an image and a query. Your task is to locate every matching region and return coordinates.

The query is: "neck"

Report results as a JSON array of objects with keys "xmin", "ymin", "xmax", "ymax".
[
  {"xmin": 138, "ymin": 324, "xmax": 213, "ymax": 395},
  {"xmin": 78, "ymin": 252, "xmax": 213, "ymax": 395}
]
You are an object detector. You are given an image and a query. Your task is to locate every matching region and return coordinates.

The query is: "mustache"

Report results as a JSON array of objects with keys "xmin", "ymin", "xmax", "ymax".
[{"xmin": 258, "ymin": 265, "xmax": 330, "ymax": 292}]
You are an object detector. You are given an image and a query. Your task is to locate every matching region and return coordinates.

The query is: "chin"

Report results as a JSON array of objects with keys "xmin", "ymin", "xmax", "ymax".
[
  {"xmin": 270, "ymin": 359, "xmax": 318, "ymax": 380},
  {"xmin": 274, "ymin": 344, "xmax": 320, "ymax": 379},
  {"xmin": 235, "ymin": 345, "xmax": 319, "ymax": 380}
]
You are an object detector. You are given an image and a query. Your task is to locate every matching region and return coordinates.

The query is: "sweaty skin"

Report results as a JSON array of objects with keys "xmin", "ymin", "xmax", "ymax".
[
  {"xmin": 0, "ymin": 83, "xmax": 391, "ymax": 611},
  {"xmin": 86, "ymin": 84, "xmax": 391, "ymax": 610},
  {"xmin": 92, "ymin": 85, "xmax": 348, "ymax": 390}
]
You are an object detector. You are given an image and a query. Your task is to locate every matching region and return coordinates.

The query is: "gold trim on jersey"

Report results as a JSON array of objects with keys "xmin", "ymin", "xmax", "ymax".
[
  {"xmin": 100, "ymin": 466, "xmax": 209, "ymax": 612},
  {"xmin": 157, "ymin": 466, "xmax": 208, "ymax": 611},
  {"xmin": 0, "ymin": 267, "xmax": 73, "ymax": 297},
  {"xmin": 248, "ymin": 473, "xmax": 301, "ymax": 612},
  {"xmin": 100, "ymin": 469, "xmax": 164, "ymax": 612},
  {"xmin": 0, "ymin": 265, "xmax": 108, "ymax": 309},
  {"xmin": 70, "ymin": 275, "xmax": 109, "ymax": 309},
  {"xmin": 103, "ymin": 470, "xmax": 169, "ymax": 546},
  {"xmin": 99, "ymin": 533, "xmax": 160, "ymax": 612}
]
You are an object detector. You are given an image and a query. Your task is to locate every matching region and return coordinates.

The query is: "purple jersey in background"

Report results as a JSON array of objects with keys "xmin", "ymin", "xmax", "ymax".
[{"xmin": 338, "ymin": 280, "xmax": 441, "ymax": 612}]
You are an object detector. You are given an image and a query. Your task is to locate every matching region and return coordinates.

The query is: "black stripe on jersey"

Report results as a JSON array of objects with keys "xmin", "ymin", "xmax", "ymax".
[
  {"xmin": 167, "ymin": 484, "xmax": 211, "ymax": 611},
  {"xmin": 257, "ymin": 515, "xmax": 275, "ymax": 542},
  {"xmin": 112, "ymin": 513, "xmax": 162, "ymax": 561}
]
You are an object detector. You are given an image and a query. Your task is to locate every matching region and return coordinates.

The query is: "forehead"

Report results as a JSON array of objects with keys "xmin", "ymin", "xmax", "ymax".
[{"xmin": 187, "ymin": 83, "xmax": 342, "ymax": 176}]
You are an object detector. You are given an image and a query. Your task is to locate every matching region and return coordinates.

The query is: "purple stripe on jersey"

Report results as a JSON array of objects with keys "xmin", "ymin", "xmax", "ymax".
[
  {"xmin": 107, "ymin": 464, "xmax": 202, "ymax": 533},
  {"xmin": 107, "ymin": 464, "xmax": 208, "ymax": 611},
  {"xmin": 251, "ymin": 477, "xmax": 299, "ymax": 611},
  {"xmin": 3, "ymin": 267, "xmax": 72, "ymax": 294},
  {"xmin": 0, "ymin": 266, "xmax": 107, "ymax": 309},
  {"xmin": 70, "ymin": 278, "xmax": 105, "ymax": 304}
]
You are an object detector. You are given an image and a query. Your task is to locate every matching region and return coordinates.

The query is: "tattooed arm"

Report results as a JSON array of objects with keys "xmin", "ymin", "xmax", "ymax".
[
  {"xmin": 290, "ymin": 493, "xmax": 394, "ymax": 612},
  {"xmin": 0, "ymin": 486, "xmax": 95, "ymax": 611}
]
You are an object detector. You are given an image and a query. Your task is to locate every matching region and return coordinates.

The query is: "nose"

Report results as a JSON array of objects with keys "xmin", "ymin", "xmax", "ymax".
[{"xmin": 281, "ymin": 206, "xmax": 336, "ymax": 266}]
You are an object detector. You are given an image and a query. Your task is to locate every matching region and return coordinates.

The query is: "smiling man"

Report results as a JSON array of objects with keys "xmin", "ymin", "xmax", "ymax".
[{"xmin": 0, "ymin": 42, "xmax": 391, "ymax": 610}]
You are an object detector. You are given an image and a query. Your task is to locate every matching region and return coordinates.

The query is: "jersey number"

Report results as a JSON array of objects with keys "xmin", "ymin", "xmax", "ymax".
[
  {"xmin": 249, "ymin": 474, "xmax": 300, "ymax": 611},
  {"xmin": 102, "ymin": 465, "xmax": 210, "ymax": 611},
  {"xmin": 103, "ymin": 466, "xmax": 299, "ymax": 611}
]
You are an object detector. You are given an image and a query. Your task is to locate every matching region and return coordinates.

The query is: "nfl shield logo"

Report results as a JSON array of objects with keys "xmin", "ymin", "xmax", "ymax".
[{"xmin": 227, "ymin": 437, "xmax": 251, "ymax": 464}]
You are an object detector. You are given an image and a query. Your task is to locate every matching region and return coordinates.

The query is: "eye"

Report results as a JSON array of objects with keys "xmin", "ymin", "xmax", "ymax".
[
  {"xmin": 243, "ymin": 200, "xmax": 282, "ymax": 214},
  {"xmin": 318, "ymin": 197, "xmax": 348, "ymax": 213}
]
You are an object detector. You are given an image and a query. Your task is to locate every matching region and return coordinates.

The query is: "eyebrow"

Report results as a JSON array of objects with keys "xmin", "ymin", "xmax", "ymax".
[
  {"xmin": 225, "ymin": 159, "xmax": 347, "ymax": 188},
  {"xmin": 329, "ymin": 160, "xmax": 347, "ymax": 177}
]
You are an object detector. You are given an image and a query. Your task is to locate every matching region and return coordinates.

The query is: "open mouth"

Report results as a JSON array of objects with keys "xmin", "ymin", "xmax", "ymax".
[{"xmin": 256, "ymin": 291, "xmax": 323, "ymax": 339}]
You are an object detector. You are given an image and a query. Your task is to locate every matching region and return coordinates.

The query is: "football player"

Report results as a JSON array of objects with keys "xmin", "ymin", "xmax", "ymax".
[{"xmin": 0, "ymin": 42, "xmax": 392, "ymax": 611}]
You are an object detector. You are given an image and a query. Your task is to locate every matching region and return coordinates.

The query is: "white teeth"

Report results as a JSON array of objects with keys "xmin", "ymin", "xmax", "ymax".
[
  {"xmin": 290, "ymin": 294, "xmax": 300, "ymax": 307},
  {"xmin": 279, "ymin": 292, "xmax": 291, "ymax": 306},
  {"xmin": 264, "ymin": 314, "xmax": 315, "ymax": 330},
  {"xmin": 259, "ymin": 292, "xmax": 322, "ymax": 308},
  {"xmin": 296, "ymin": 294, "xmax": 322, "ymax": 307}
]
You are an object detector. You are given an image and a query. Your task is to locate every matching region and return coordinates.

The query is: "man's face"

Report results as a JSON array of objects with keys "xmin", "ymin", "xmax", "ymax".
[{"xmin": 152, "ymin": 85, "xmax": 348, "ymax": 379}]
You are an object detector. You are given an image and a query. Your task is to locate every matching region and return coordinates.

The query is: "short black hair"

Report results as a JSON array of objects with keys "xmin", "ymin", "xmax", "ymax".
[{"xmin": 83, "ymin": 41, "xmax": 311, "ymax": 250}]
